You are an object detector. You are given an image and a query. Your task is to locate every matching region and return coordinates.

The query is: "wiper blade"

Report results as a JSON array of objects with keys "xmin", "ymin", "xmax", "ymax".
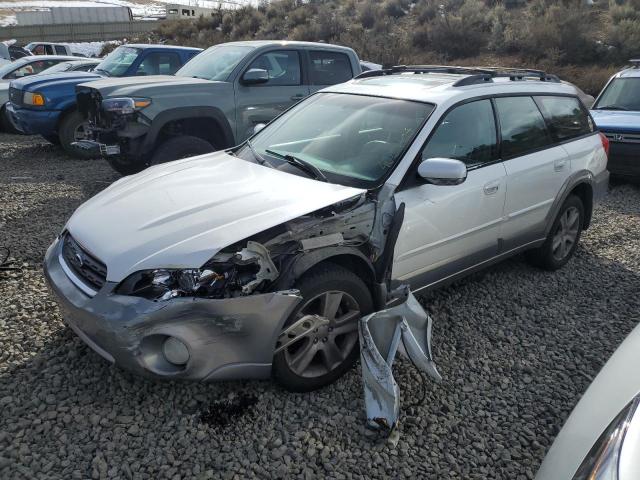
[
  {"xmin": 94, "ymin": 68, "xmax": 111, "ymax": 77},
  {"xmin": 246, "ymin": 139, "xmax": 266, "ymax": 165},
  {"xmin": 265, "ymin": 149, "xmax": 328, "ymax": 182},
  {"xmin": 596, "ymin": 105, "xmax": 629, "ymax": 111}
]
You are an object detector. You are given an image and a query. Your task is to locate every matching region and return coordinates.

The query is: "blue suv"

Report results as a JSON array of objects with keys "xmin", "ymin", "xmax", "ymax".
[
  {"xmin": 590, "ymin": 60, "xmax": 640, "ymax": 180},
  {"xmin": 7, "ymin": 44, "xmax": 201, "ymax": 158}
]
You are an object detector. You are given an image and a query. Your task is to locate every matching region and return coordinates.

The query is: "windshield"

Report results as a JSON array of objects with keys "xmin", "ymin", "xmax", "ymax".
[
  {"xmin": 594, "ymin": 78, "xmax": 640, "ymax": 111},
  {"xmin": 237, "ymin": 93, "xmax": 434, "ymax": 188},
  {"xmin": 176, "ymin": 45, "xmax": 253, "ymax": 81},
  {"xmin": 95, "ymin": 46, "xmax": 140, "ymax": 77}
]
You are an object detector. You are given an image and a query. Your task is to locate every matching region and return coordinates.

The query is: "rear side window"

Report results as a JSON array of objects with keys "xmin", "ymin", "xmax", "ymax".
[
  {"xmin": 309, "ymin": 51, "xmax": 353, "ymax": 85},
  {"xmin": 494, "ymin": 96, "xmax": 552, "ymax": 158},
  {"xmin": 422, "ymin": 99, "xmax": 498, "ymax": 167},
  {"xmin": 535, "ymin": 96, "xmax": 593, "ymax": 141},
  {"xmin": 55, "ymin": 45, "xmax": 67, "ymax": 55}
]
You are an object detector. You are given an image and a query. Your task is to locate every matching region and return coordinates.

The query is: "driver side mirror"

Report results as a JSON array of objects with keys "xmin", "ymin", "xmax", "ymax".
[
  {"xmin": 418, "ymin": 158, "xmax": 467, "ymax": 186},
  {"xmin": 241, "ymin": 68, "xmax": 269, "ymax": 85}
]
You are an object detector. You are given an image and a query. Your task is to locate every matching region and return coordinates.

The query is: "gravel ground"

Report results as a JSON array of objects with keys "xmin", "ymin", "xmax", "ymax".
[{"xmin": 1, "ymin": 132, "xmax": 639, "ymax": 479}]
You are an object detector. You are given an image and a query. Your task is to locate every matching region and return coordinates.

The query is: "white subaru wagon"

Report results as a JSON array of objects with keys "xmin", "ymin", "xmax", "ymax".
[{"xmin": 44, "ymin": 66, "xmax": 609, "ymax": 392}]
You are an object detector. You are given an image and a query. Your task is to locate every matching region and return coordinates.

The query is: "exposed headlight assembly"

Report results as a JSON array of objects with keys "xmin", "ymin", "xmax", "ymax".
[
  {"xmin": 24, "ymin": 91, "xmax": 46, "ymax": 106},
  {"xmin": 116, "ymin": 268, "xmax": 224, "ymax": 301},
  {"xmin": 101, "ymin": 97, "xmax": 151, "ymax": 115},
  {"xmin": 573, "ymin": 395, "xmax": 640, "ymax": 480}
]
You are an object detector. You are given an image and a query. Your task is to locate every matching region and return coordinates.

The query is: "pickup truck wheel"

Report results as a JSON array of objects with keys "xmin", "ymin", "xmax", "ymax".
[
  {"xmin": 59, "ymin": 111, "xmax": 95, "ymax": 159},
  {"xmin": 150, "ymin": 136, "xmax": 215, "ymax": 165},
  {"xmin": 272, "ymin": 263, "xmax": 373, "ymax": 392},
  {"xmin": 526, "ymin": 194, "xmax": 584, "ymax": 271}
]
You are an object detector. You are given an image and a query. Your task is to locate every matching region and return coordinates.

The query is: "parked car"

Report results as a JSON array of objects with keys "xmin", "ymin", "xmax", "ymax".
[
  {"xmin": 25, "ymin": 42, "xmax": 75, "ymax": 57},
  {"xmin": 44, "ymin": 66, "xmax": 608, "ymax": 392},
  {"xmin": 74, "ymin": 40, "xmax": 361, "ymax": 174},
  {"xmin": 7, "ymin": 44, "xmax": 201, "ymax": 156},
  {"xmin": 590, "ymin": 59, "xmax": 640, "ymax": 180},
  {"xmin": 0, "ymin": 55, "xmax": 79, "ymax": 131},
  {"xmin": 38, "ymin": 59, "xmax": 101, "ymax": 75},
  {"xmin": 536, "ymin": 323, "xmax": 640, "ymax": 480}
]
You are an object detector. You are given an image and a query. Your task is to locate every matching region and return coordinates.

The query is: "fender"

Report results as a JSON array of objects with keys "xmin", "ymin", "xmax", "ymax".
[
  {"xmin": 543, "ymin": 170, "xmax": 595, "ymax": 236},
  {"xmin": 142, "ymin": 106, "xmax": 235, "ymax": 153}
]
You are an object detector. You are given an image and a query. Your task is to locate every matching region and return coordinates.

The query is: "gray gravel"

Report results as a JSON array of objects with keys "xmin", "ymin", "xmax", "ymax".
[{"xmin": 1, "ymin": 132, "xmax": 639, "ymax": 479}]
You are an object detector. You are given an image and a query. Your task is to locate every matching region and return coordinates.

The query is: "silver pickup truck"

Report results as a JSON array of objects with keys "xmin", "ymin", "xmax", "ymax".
[{"xmin": 75, "ymin": 40, "xmax": 361, "ymax": 175}]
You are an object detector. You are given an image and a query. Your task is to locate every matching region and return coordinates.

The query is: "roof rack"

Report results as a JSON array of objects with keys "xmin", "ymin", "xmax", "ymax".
[
  {"xmin": 629, "ymin": 59, "xmax": 640, "ymax": 68},
  {"xmin": 355, "ymin": 65, "xmax": 561, "ymax": 86}
]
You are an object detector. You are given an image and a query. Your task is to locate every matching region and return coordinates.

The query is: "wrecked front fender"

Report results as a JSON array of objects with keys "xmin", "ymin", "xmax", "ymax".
[{"xmin": 44, "ymin": 237, "xmax": 302, "ymax": 381}]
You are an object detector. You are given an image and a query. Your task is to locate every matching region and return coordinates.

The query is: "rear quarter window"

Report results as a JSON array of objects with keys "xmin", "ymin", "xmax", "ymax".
[{"xmin": 535, "ymin": 95, "xmax": 593, "ymax": 141}]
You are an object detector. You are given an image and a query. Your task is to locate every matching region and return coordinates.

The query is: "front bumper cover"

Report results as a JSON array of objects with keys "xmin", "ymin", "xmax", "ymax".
[{"xmin": 44, "ymin": 237, "xmax": 302, "ymax": 381}]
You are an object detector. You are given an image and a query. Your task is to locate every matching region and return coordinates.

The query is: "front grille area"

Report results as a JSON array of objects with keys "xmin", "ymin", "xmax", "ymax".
[
  {"xmin": 61, "ymin": 233, "xmax": 107, "ymax": 292},
  {"xmin": 603, "ymin": 131, "xmax": 640, "ymax": 144},
  {"xmin": 9, "ymin": 87, "xmax": 23, "ymax": 107}
]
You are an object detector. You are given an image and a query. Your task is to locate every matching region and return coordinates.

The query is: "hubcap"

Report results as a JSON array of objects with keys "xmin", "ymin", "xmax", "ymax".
[
  {"xmin": 552, "ymin": 206, "xmax": 580, "ymax": 261},
  {"xmin": 73, "ymin": 122, "xmax": 89, "ymax": 141},
  {"xmin": 283, "ymin": 290, "xmax": 360, "ymax": 378}
]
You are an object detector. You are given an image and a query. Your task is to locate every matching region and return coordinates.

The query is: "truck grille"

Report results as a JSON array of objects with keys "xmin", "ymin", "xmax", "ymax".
[
  {"xmin": 9, "ymin": 87, "xmax": 23, "ymax": 107},
  {"xmin": 603, "ymin": 131, "xmax": 640, "ymax": 144},
  {"xmin": 61, "ymin": 233, "xmax": 107, "ymax": 293}
]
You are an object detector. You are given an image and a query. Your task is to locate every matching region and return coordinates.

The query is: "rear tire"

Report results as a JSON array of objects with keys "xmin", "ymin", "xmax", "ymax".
[
  {"xmin": 149, "ymin": 135, "xmax": 215, "ymax": 165},
  {"xmin": 526, "ymin": 194, "xmax": 584, "ymax": 271},
  {"xmin": 58, "ymin": 110, "xmax": 95, "ymax": 159},
  {"xmin": 272, "ymin": 263, "xmax": 373, "ymax": 392}
]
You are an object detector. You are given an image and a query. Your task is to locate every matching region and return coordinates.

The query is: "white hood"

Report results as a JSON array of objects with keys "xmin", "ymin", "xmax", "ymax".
[{"xmin": 67, "ymin": 151, "xmax": 365, "ymax": 282}]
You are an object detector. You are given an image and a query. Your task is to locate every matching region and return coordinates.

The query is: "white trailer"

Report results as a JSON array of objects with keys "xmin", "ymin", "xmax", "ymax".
[{"xmin": 16, "ymin": 7, "xmax": 133, "ymax": 26}]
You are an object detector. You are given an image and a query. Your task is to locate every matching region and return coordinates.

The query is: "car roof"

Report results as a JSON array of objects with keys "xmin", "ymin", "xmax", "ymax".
[
  {"xmin": 615, "ymin": 66, "xmax": 640, "ymax": 78},
  {"xmin": 19, "ymin": 55, "xmax": 79, "ymax": 63},
  {"xmin": 323, "ymin": 71, "xmax": 577, "ymax": 105},
  {"xmin": 218, "ymin": 40, "xmax": 355, "ymax": 53},
  {"xmin": 124, "ymin": 44, "xmax": 202, "ymax": 52}
]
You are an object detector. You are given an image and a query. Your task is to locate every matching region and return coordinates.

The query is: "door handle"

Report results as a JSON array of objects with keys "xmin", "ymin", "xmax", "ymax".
[
  {"xmin": 554, "ymin": 158, "xmax": 568, "ymax": 171},
  {"xmin": 483, "ymin": 182, "xmax": 500, "ymax": 195},
  {"xmin": 290, "ymin": 94, "xmax": 305, "ymax": 101}
]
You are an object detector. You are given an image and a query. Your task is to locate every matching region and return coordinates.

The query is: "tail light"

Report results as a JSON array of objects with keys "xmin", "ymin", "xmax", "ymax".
[{"xmin": 599, "ymin": 132, "xmax": 610, "ymax": 158}]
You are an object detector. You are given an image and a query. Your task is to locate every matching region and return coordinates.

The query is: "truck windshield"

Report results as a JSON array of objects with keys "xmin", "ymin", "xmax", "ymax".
[
  {"xmin": 594, "ymin": 78, "xmax": 640, "ymax": 111},
  {"xmin": 95, "ymin": 46, "xmax": 141, "ymax": 77},
  {"xmin": 237, "ymin": 93, "xmax": 435, "ymax": 188},
  {"xmin": 176, "ymin": 45, "xmax": 253, "ymax": 81}
]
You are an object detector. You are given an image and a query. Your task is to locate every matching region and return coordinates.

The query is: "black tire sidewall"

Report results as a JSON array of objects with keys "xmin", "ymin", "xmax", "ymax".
[
  {"xmin": 150, "ymin": 136, "xmax": 214, "ymax": 165},
  {"xmin": 272, "ymin": 263, "xmax": 373, "ymax": 392},
  {"xmin": 59, "ymin": 111, "xmax": 94, "ymax": 159},
  {"xmin": 535, "ymin": 195, "xmax": 585, "ymax": 270}
]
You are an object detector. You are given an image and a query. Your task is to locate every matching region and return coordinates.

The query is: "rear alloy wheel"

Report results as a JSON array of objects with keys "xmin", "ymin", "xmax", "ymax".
[
  {"xmin": 149, "ymin": 135, "xmax": 215, "ymax": 165},
  {"xmin": 59, "ymin": 110, "xmax": 96, "ymax": 159},
  {"xmin": 273, "ymin": 263, "xmax": 373, "ymax": 392},
  {"xmin": 526, "ymin": 194, "xmax": 584, "ymax": 270}
]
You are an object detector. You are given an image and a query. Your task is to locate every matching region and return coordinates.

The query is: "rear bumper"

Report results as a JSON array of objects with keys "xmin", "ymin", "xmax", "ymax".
[
  {"xmin": 593, "ymin": 169, "xmax": 609, "ymax": 204},
  {"xmin": 44, "ymin": 237, "xmax": 302, "ymax": 381},
  {"xmin": 7, "ymin": 103, "xmax": 60, "ymax": 136}
]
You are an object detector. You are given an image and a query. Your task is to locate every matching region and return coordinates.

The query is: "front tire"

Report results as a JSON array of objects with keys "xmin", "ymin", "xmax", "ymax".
[
  {"xmin": 149, "ymin": 135, "xmax": 215, "ymax": 165},
  {"xmin": 272, "ymin": 263, "xmax": 373, "ymax": 392},
  {"xmin": 526, "ymin": 194, "xmax": 584, "ymax": 271},
  {"xmin": 58, "ymin": 110, "xmax": 94, "ymax": 159}
]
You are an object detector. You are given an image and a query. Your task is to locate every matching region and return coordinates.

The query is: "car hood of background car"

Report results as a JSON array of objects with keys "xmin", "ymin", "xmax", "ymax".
[
  {"xmin": 590, "ymin": 109, "xmax": 640, "ymax": 133},
  {"xmin": 535, "ymin": 323, "xmax": 640, "ymax": 479},
  {"xmin": 78, "ymin": 75, "xmax": 222, "ymax": 98},
  {"xmin": 66, "ymin": 151, "xmax": 366, "ymax": 283},
  {"xmin": 11, "ymin": 71, "xmax": 102, "ymax": 92}
]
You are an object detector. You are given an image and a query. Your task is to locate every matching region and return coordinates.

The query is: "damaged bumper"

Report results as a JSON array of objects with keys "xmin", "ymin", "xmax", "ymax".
[{"xmin": 44, "ymin": 237, "xmax": 301, "ymax": 381}]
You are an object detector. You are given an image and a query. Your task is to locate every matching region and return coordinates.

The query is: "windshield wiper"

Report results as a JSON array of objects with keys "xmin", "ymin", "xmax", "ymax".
[
  {"xmin": 265, "ymin": 149, "xmax": 328, "ymax": 182},
  {"xmin": 596, "ymin": 105, "xmax": 630, "ymax": 111},
  {"xmin": 246, "ymin": 139, "xmax": 266, "ymax": 165},
  {"xmin": 94, "ymin": 68, "xmax": 111, "ymax": 77}
]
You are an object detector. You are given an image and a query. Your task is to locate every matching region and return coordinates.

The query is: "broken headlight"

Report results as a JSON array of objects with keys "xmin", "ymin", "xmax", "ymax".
[
  {"xmin": 572, "ymin": 395, "xmax": 640, "ymax": 480},
  {"xmin": 115, "ymin": 242, "xmax": 279, "ymax": 301}
]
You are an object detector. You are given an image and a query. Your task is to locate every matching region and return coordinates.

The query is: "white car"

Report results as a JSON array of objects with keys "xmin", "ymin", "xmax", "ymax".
[
  {"xmin": 536, "ymin": 323, "xmax": 640, "ymax": 479},
  {"xmin": 44, "ymin": 66, "xmax": 609, "ymax": 392}
]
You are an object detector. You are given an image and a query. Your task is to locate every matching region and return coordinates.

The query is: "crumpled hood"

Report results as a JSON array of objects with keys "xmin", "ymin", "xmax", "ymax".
[
  {"xmin": 590, "ymin": 109, "xmax": 640, "ymax": 133},
  {"xmin": 66, "ymin": 151, "xmax": 365, "ymax": 282},
  {"xmin": 11, "ymin": 71, "xmax": 101, "ymax": 92},
  {"xmin": 79, "ymin": 75, "xmax": 220, "ymax": 99}
]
